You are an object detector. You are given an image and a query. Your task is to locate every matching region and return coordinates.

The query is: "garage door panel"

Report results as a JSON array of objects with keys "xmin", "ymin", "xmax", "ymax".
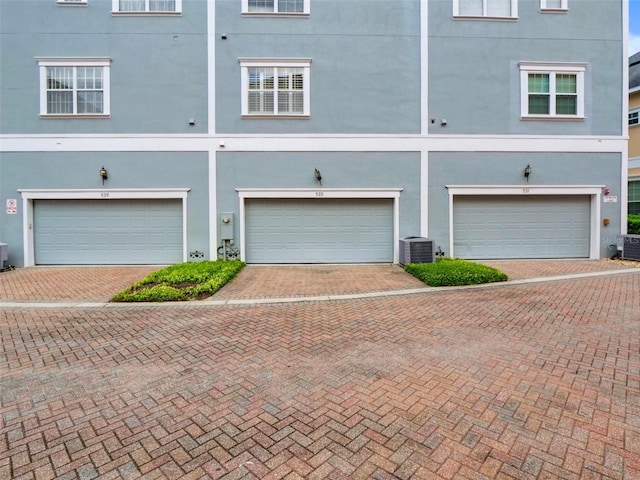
[
  {"xmin": 454, "ymin": 195, "xmax": 590, "ymax": 259},
  {"xmin": 246, "ymin": 198, "xmax": 393, "ymax": 263},
  {"xmin": 34, "ymin": 199, "xmax": 183, "ymax": 265}
]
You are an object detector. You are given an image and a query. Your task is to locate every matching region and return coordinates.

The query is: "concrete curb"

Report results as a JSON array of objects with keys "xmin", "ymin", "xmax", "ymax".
[{"xmin": 1, "ymin": 267, "xmax": 638, "ymax": 309}]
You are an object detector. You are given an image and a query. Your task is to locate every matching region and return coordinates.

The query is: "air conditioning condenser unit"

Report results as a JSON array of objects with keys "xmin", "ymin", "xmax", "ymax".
[
  {"xmin": 621, "ymin": 234, "xmax": 640, "ymax": 261},
  {"xmin": 399, "ymin": 237, "xmax": 435, "ymax": 265}
]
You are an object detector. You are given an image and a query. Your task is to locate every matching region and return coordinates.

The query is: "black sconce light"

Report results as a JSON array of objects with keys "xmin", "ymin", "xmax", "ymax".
[
  {"xmin": 100, "ymin": 166, "xmax": 108, "ymax": 185},
  {"xmin": 524, "ymin": 164, "xmax": 531, "ymax": 183},
  {"xmin": 314, "ymin": 168, "xmax": 322, "ymax": 186}
]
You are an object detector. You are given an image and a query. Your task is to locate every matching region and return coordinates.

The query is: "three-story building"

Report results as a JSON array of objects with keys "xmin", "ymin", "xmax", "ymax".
[{"xmin": 0, "ymin": 0, "xmax": 629, "ymax": 266}]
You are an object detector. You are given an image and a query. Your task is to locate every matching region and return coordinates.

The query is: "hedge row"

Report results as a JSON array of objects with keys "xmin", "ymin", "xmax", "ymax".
[{"xmin": 629, "ymin": 214, "xmax": 640, "ymax": 235}]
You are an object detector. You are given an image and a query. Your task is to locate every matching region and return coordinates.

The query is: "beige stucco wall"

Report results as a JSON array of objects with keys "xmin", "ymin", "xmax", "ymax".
[{"xmin": 631, "ymin": 91, "xmax": 640, "ymax": 160}]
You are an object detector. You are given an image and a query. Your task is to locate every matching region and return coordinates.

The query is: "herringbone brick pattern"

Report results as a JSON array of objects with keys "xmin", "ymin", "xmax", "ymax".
[
  {"xmin": 1, "ymin": 272, "xmax": 639, "ymax": 479},
  {"xmin": 480, "ymin": 260, "xmax": 634, "ymax": 281},
  {"xmin": 0, "ymin": 267, "xmax": 158, "ymax": 302},
  {"xmin": 214, "ymin": 265, "xmax": 426, "ymax": 299}
]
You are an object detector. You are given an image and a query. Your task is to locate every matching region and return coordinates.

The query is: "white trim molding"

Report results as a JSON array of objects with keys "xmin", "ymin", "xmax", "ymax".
[
  {"xmin": 519, "ymin": 61, "xmax": 586, "ymax": 120},
  {"xmin": 18, "ymin": 188, "xmax": 190, "ymax": 267},
  {"xmin": 239, "ymin": 58, "xmax": 312, "ymax": 118},
  {"xmin": 111, "ymin": 0, "xmax": 182, "ymax": 15},
  {"xmin": 0, "ymin": 134, "xmax": 628, "ymax": 153},
  {"xmin": 241, "ymin": 0, "xmax": 309, "ymax": 15},
  {"xmin": 540, "ymin": 0, "xmax": 568, "ymax": 12},
  {"xmin": 453, "ymin": 0, "xmax": 518, "ymax": 20},
  {"xmin": 446, "ymin": 185, "xmax": 604, "ymax": 260},
  {"xmin": 235, "ymin": 188, "xmax": 403, "ymax": 263},
  {"xmin": 36, "ymin": 57, "xmax": 111, "ymax": 118}
]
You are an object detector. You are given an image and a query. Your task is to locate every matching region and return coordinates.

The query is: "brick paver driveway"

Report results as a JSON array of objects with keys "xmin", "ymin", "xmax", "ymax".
[{"xmin": 2, "ymin": 272, "xmax": 639, "ymax": 479}]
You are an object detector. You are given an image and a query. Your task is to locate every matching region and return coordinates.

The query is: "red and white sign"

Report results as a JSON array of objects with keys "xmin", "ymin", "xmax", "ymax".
[{"xmin": 6, "ymin": 198, "xmax": 17, "ymax": 214}]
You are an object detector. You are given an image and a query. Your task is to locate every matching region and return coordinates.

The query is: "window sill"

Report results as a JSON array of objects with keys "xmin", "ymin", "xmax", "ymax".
[
  {"xmin": 453, "ymin": 15, "xmax": 518, "ymax": 21},
  {"xmin": 57, "ymin": 1, "xmax": 88, "ymax": 6},
  {"xmin": 40, "ymin": 114, "xmax": 110, "ymax": 119},
  {"xmin": 540, "ymin": 8, "xmax": 569, "ymax": 13},
  {"xmin": 111, "ymin": 11, "xmax": 181, "ymax": 16},
  {"xmin": 242, "ymin": 114, "xmax": 310, "ymax": 119},
  {"xmin": 241, "ymin": 12, "xmax": 309, "ymax": 17},
  {"xmin": 520, "ymin": 115, "xmax": 585, "ymax": 121}
]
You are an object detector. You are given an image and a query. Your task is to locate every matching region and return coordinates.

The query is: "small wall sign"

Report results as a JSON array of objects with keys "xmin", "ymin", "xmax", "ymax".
[
  {"xmin": 603, "ymin": 196, "xmax": 618, "ymax": 203},
  {"xmin": 6, "ymin": 198, "xmax": 17, "ymax": 214}
]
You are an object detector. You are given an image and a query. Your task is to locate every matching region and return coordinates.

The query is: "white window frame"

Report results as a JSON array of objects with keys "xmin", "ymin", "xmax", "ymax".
[
  {"xmin": 630, "ymin": 108, "xmax": 640, "ymax": 127},
  {"xmin": 239, "ymin": 58, "xmax": 311, "ymax": 118},
  {"xmin": 57, "ymin": 0, "xmax": 88, "ymax": 6},
  {"xmin": 453, "ymin": 0, "xmax": 518, "ymax": 19},
  {"xmin": 241, "ymin": 0, "xmax": 310, "ymax": 15},
  {"xmin": 37, "ymin": 57, "xmax": 111, "ymax": 118},
  {"xmin": 111, "ymin": 0, "xmax": 182, "ymax": 15},
  {"xmin": 540, "ymin": 0, "xmax": 568, "ymax": 12},
  {"xmin": 519, "ymin": 61, "xmax": 586, "ymax": 120}
]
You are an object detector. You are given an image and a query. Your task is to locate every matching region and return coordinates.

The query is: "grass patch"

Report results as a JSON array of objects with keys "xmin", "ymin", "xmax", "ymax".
[
  {"xmin": 404, "ymin": 258, "xmax": 508, "ymax": 287},
  {"xmin": 111, "ymin": 260, "xmax": 245, "ymax": 302}
]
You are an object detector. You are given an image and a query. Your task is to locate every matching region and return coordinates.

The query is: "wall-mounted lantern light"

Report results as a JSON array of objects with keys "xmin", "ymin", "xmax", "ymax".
[
  {"xmin": 314, "ymin": 168, "xmax": 322, "ymax": 186},
  {"xmin": 100, "ymin": 166, "xmax": 108, "ymax": 185},
  {"xmin": 524, "ymin": 164, "xmax": 531, "ymax": 182}
]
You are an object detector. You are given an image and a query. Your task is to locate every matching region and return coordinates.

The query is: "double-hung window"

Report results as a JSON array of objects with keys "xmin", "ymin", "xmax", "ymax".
[
  {"xmin": 242, "ymin": 0, "xmax": 309, "ymax": 15},
  {"xmin": 112, "ymin": 0, "xmax": 182, "ymax": 14},
  {"xmin": 37, "ymin": 58, "xmax": 111, "ymax": 117},
  {"xmin": 239, "ymin": 58, "xmax": 311, "ymax": 117},
  {"xmin": 540, "ymin": 0, "xmax": 568, "ymax": 11},
  {"xmin": 519, "ymin": 62, "xmax": 586, "ymax": 120},
  {"xmin": 453, "ymin": 0, "xmax": 518, "ymax": 19},
  {"xmin": 630, "ymin": 108, "xmax": 640, "ymax": 127}
]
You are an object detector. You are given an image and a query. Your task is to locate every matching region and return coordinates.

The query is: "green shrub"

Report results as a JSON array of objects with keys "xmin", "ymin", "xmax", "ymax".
[
  {"xmin": 629, "ymin": 214, "xmax": 640, "ymax": 235},
  {"xmin": 111, "ymin": 260, "xmax": 244, "ymax": 302},
  {"xmin": 404, "ymin": 258, "xmax": 508, "ymax": 287}
]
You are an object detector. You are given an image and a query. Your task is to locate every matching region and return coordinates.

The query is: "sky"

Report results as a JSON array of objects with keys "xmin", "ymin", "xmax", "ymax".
[{"xmin": 632, "ymin": 0, "xmax": 640, "ymax": 55}]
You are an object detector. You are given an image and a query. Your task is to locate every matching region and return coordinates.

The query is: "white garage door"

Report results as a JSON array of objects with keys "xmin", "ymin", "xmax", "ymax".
[
  {"xmin": 453, "ymin": 195, "xmax": 591, "ymax": 259},
  {"xmin": 245, "ymin": 198, "xmax": 394, "ymax": 263},
  {"xmin": 34, "ymin": 199, "xmax": 183, "ymax": 265}
]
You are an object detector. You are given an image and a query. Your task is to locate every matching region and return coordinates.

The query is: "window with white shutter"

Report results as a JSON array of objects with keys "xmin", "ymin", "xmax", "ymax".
[
  {"xmin": 240, "ymin": 59, "xmax": 311, "ymax": 117},
  {"xmin": 242, "ymin": 0, "xmax": 309, "ymax": 15}
]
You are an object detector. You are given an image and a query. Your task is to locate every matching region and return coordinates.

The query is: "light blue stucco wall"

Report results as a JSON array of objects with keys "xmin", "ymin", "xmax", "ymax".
[
  {"xmin": 215, "ymin": 0, "xmax": 421, "ymax": 134},
  {"xmin": 0, "ymin": 0, "xmax": 208, "ymax": 134},
  {"xmin": 428, "ymin": 0, "xmax": 624, "ymax": 135},
  {"xmin": 215, "ymin": 151, "xmax": 422, "ymax": 247},
  {"xmin": 0, "ymin": 152, "xmax": 210, "ymax": 267},
  {"xmin": 428, "ymin": 152, "xmax": 623, "ymax": 258}
]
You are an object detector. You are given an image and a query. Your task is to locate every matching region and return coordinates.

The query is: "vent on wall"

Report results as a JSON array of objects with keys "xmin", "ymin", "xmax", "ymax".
[
  {"xmin": 399, "ymin": 237, "xmax": 435, "ymax": 265},
  {"xmin": 621, "ymin": 235, "xmax": 640, "ymax": 261}
]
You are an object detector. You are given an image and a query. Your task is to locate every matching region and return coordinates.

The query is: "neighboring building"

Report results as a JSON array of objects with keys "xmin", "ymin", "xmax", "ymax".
[
  {"xmin": 0, "ymin": 0, "xmax": 629, "ymax": 267},
  {"xmin": 630, "ymin": 51, "xmax": 640, "ymax": 215}
]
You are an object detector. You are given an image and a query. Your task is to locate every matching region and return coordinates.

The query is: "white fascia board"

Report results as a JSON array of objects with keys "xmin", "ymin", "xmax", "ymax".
[
  {"xmin": 238, "ymin": 58, "xmax": 312, "ymax": 67},
  {"xmin": 208, "ymin": 0, "xmax": 216, "ymax": 134},
  {"xmin": 236, "ymin": 188, "xmax": 403, "ymax": 199},
  {"xmin": 420, "ymin": 0, "xmax": 428, "ymax": 134},
  {"xmin": 18, "ymin": 188, "xmax": 190, "ymax": 200},
  {"xmin": 446, "ymin": 185, "xmax": 604, "ymax": 195},
  {"xmin": 0, "ymin": 134, "xmax": 628, "ymax": 153}
]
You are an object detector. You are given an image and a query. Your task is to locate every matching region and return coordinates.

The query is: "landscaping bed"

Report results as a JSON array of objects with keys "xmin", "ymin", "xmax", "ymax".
[
  {"xmin": 404, "ymin": 258, "xmax": 508, "ymax": 287},
  {"xmin": 111, "ymin": 260, "xmax": 245, "ymax": 302}
]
